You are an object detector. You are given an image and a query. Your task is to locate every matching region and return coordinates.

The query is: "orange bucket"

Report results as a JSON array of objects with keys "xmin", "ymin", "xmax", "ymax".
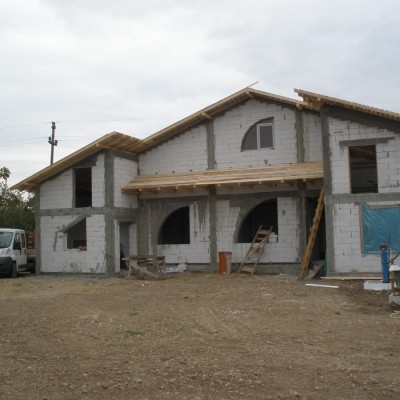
[{"xmin": 218, "ymin": 252, "xmax": 232, "ymax": 274}]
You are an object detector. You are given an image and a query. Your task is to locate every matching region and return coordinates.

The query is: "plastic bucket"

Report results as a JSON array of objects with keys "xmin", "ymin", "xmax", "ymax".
[{"xmin": 218, "ymin": 251, "xmax": 232, "ymax": 274}]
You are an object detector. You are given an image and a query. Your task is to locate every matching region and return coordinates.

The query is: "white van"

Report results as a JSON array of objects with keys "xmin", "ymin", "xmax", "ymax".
[{"xmin": 0, "ymin": 228, "xmax": 36, "ymax": 278}]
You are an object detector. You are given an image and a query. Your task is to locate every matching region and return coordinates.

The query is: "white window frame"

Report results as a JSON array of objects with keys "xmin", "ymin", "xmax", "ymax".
[{"xmin": 256, "ymin": 122, "xmax": 274, "ymax": 149}]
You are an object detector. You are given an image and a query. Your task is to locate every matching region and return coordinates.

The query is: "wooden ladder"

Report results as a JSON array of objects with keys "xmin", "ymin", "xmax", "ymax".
[
  {"xmin": 299, "ymin": 189, "xmax": 324, "ymax": 278},
  {"xmin": 238, "ymin": 225, "xmax": 273, "ymax": 275}
]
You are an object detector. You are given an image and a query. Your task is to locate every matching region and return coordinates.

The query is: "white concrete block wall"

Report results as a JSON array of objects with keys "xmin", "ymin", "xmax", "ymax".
[
  {"xmin": 303, "ymin": 112, "xmax": 322, "ymax": 162},
  {"xmin": 328, "ymin": 118, "xmax": 400, "ymax": 194},
  {"xmin": 114, "ymin": 157, "xmax": 138, "ymax": 208},
  {"xmin": 40, "ymin": 214, "xmax": 106, "ymax": 273},
  {"xmin": 92, "ymin": 153, "xmax": 105, "ymax": 207},
  {"xmin": 40, "ymin": 170, "xmax": 73, "ymax": 209},
  {"xmin": 40, "ymin": 153, "xmax": 105, "ymax": 209},
  {"xmin": 157, "ymin": 202, "xmax": 210, "ymax": 264},
  {"xmin": 217, "ymin": 197, "xmax": 299, "ymax": 264},
  {"xmin": 377, "ymin": 137, "xmax": 400, "ymax": 193},
  {"xmin": 333, "ymin": 200, "xmax": 400, "ymax": 273},
  {"xmin": 139, "ymin": 125, "xmax": 208, "ymax": 175},
  {"xmin": 332, "ymin": 203, "xmax": 380, "ymax": 273},
  {"xmin": 214, "ymin": 99, "xmax": 298, "ymax": 169},
  {"xmin": 215, "ymin": 200, "xmax": 240, "ymax": 255}
]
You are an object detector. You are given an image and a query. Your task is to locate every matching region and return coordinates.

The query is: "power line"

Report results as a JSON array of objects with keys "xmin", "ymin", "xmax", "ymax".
[
  {"xmin": 2, "ymin": 141, "xmax": 47, "ymax": 148},
  {"xmin": 0, "ymin": 122, "xmax": 52, "ymax": 130},
  {"xmin": 1, "ymin": 136, "xmax": 48, "ymax": 144},
  {"xmin": 0, "ymin": 117, "xmax": 177, "ymax": 130},
  {"xmin": 57, "ymin": 117, "xmax": 176, "ymax": 123}
]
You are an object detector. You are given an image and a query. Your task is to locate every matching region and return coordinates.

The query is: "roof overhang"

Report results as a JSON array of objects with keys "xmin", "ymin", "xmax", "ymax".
[
  {"xmin": 11, "ymin": 132, "xmax": 141, "ymax": 192},
  {"xmin": 295, "ymin": 89, "xmax": 400, "ymax": 121},
  {"xmin": 122, "ymin": 162, "xmax": 323, "ymax": 194}
]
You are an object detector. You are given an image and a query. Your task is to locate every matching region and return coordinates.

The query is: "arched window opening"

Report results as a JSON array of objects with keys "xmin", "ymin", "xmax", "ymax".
[
  {"xmin": 238, "ymin": 200, "xmax": 278, "ymax": 243},
  {"xmin": 158, "ymin": 207, "xmax": 190, "ymax": 245},
  {"xmin": 242, "ymin": 118, "xmax": 274, "ymax": 151}
]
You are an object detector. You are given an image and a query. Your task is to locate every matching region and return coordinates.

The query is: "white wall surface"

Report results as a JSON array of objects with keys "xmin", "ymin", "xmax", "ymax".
[
  {"xmin": 214, "ymin": 99, "xmax": 298, "ymax": 169},
  {"xmin": 377, "ymin": 136, "xmax": 400, "ymax": 193},
  {"xmin": 157, "ymin": 202, "xmax": 210, "ymax": 264},
  {"xmin": 114, "ymin": 156, "xmax": 138, "ymax": 208},
  {"xmin": 92, "ymin": 153, "xmax": 105, "ymax": 207},
  {"xmin": 216, "ymin": 197, "xmax": 299, "ymax": 264},
  {"xmin": 328, "ymin": 117, "xmax": 400, "ymax": 273},
  {"xmin": 40, "ymin": 153, "xmax": 106, "ymax": 209},
  {"xmin": 303, "ymin": 112, "xmax": 323, "ymax": 162},
  {"xmin": 139, "ymin": 125, "xmax": 208, "ymax": 175},
  {"xmin": 328, "ymin": 118, "xmax": 400, "ymax": 194},
  {"xmin": 331, "ymin": 202, "xmax": 387, "ymax": 273},
  {"xmin": 40, "ymin": 214, "xmax": 106, "ymax": 273},
  {"xmin": 40, "ymin": 169, "xmax": 73, "ymax": 209}
]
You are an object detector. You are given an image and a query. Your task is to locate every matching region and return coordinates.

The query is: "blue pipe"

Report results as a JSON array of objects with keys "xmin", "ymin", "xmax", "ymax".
[{"xmin": 380, "ymin": 244, "xmax": 390, "ymax": 283}]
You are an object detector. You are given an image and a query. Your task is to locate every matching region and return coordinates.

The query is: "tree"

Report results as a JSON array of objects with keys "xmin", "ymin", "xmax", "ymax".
[{"xmin": 0, "ymin": 167, "xmax": 35, "ymax": 231}]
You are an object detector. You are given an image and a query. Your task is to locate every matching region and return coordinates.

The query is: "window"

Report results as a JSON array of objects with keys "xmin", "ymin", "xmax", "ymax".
[
  {"xmin": 0, "ymin": 232, "xmax": 13, "ymax": 248},
  {"xmin": 349, "ymin": 145, "xmax": 377, "ymax": 194},
  {"xmin": 66, "ymin": 219, "xmax": 87, "ymax": 250},
  {"xmin": 238, "ymin": 200, "xmax": 278, "ymax": 243},
  {"xmin": 242, "ymin": 119, "xmax": 274, "ymax": 151},
  {"xmin": 158, "ymin": 207, "xmax": 190, "ymax": 245},
  {"xmin": 13, "ymin": 233, "xmax": 21, "ymax": 249},
  {"xmin": 75, "ymin": 168, "xmax": 92, "ymax": 207}
]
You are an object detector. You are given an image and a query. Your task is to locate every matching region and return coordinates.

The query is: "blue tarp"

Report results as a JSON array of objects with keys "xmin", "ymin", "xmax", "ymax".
[{"xmin": 362, "ymin": 204, "xmax": 400, "ymax": 255}]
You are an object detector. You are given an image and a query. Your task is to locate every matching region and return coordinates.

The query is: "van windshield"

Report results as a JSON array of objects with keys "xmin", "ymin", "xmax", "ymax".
[{"xmin": 0, "ymin": 232, "xmax": 13, "ymax": 248}]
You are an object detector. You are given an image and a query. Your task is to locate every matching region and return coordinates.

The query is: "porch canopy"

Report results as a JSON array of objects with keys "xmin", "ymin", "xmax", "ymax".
[{"xmin": 122, "ymin": 162, "xmax": 323, "ymax": 193}]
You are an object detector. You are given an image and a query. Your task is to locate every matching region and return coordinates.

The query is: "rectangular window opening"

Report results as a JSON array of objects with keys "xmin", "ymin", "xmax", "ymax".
[
  {"xmin": 75, "ymin": 167, "xmax": 92, "ymax": 207},
  {"xmin": 257, "ymin": 123, "xmax": 274, "ymax": 148},
  {"xmin": 349, "ymin": 145, "xmax": 378, "ymax": 194},
  {"xmin": 66, "ymin": 219, "xmax": 87, "ymax": 250}
]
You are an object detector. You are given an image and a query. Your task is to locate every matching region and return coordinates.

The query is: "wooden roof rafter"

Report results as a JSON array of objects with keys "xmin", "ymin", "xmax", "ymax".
[
  {"xmin": 295, "ymin": 88, "xmax": 400, "ymax": 122},
  {"xmin": 11, "ymin": 131, "xmax": 141, "ymax": 192},
  {"xmin": 122, "ymin": 162, "xmax": 324, "ymax": 194}
]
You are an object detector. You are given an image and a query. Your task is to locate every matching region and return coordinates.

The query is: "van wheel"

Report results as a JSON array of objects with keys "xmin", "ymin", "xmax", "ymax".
[
  {"xmin": 11, "ymin": 262, "xmax": 17, "ymax": 279},
  {"xmin": 30, "ymin": 262, "xmax": 36, "ymax": 274}
]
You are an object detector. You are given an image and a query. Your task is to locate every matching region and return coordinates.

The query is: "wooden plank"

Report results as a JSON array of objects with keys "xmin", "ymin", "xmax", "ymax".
[
  {"xmin": 321, "ymin": 276, "xmax": 381, "ymax": 281},
  {"xmin": 122, "ymin": 163, "xmax": 324, "ymax": 193},
  {"xmin": 238, "ymin": 226, "xmax": 273, "ymax": 275},
  {"xmin": 299, "ymin": 189, "xmax": 324, "ymax": 278},
  {"xmin": 240, "ymin": 266, "xmax": 255, "ymax": 273}
]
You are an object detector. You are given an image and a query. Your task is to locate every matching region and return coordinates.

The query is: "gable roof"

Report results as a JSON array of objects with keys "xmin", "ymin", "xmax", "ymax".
[
  {"xmin": 11, "ymin": 87, "xmax": 400, "ymax": 192},
  {"xmin": 119, "ymin": 87, "xmax": 308, "ymax": 154},
  {"xmin": 11, "ymin": 88, "xmax": 306, "ymax": 192},
  {"xmin": 11, "ymin": 132, "xmax": 141, "ymax": 192}
]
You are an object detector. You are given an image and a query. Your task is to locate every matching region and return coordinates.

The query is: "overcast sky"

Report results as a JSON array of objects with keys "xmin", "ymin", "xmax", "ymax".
[{"xmin": 1, "ymin": 0, "xmax": 400, "ymax": 187}]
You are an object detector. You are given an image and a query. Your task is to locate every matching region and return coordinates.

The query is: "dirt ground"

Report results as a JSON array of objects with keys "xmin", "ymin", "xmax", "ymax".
[{"xmin": 0, "ymin": 272, "xmax": 399, "ymax": 400}]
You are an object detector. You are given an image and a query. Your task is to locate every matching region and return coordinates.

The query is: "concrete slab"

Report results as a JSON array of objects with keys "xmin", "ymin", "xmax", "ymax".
[
  {"xmin": 389, "ymin": 294, "xmax": 400, "ymax": 309},
  {"xmin": 363, "ymin": 280, "xmax": 391, "ymax": 291}
]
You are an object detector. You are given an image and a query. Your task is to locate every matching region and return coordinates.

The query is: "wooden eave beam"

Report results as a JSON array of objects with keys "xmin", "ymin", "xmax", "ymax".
[
  {"xmin": 246, "ymin": 89, "xmax": 255, "ymax": 99},
  {"xmin": 201, "ymin": 112, "xmax": 212, "ymax": 120}
]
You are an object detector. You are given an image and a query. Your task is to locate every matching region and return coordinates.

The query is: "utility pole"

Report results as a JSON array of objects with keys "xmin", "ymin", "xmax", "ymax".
[{"xmin": 48, "ymin": 121, "xmax": 58, "ymax": 165}]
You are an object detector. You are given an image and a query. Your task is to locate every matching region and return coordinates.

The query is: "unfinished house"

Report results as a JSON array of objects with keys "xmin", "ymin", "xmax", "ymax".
[{"xmin": 12, "ymin": 88, "xmax": 400, "ymax": 276}]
